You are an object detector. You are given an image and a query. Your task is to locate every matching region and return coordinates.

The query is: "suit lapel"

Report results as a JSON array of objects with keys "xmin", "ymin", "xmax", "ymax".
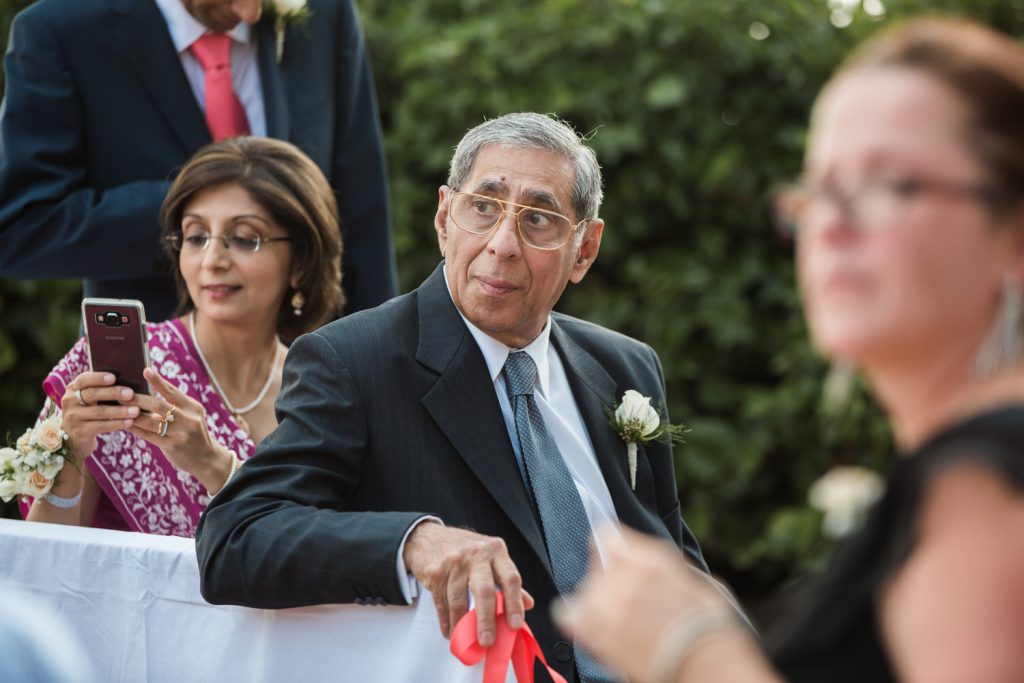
[
  {"xmin": 416, "ymin": 267, "xmax": 552, "ymax": 576},
  {"xmin": 551, "ymin": 321, "xmax": 672, "ymax": 541},
  {"xmin": 108, "ymin": 0, "xmax": 209, "ymax": 154},
  {"xmin": 255, "ymin": 19, "xmax": 290, "ymax": 139}
]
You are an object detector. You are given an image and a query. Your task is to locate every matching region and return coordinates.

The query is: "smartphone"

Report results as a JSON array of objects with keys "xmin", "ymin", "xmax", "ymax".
[{"xmin": 82, "ymin": 298, "xmax": 151, "ymax": 402}]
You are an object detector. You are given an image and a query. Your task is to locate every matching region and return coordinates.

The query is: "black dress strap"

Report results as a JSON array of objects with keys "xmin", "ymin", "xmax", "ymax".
[{"xmin": 767, "ymin": 405, "xmax": 1024, "ymax": 682}]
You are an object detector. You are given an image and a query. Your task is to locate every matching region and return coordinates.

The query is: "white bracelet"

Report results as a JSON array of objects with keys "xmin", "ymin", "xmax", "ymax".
[
  {"xmin": 208, "ymin": 450, "xmax": 241, "ymax": 496},
  {"xmin": 647, "ymin": 605, "xmax": 739, "ymax": 683},
  {"xmin": 41, "ymin": 489, "xmax": 83, "ymax": 509}
]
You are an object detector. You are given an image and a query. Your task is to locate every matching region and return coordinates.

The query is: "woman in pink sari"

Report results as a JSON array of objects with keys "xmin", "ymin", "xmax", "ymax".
[{"xmin": 23, "ymin": 137, "xmax": 344, "ymax": 536}]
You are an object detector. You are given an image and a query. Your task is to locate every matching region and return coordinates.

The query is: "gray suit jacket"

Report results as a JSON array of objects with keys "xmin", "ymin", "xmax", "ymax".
[{"xmin": 196, "ymin": 264, "xmax": 705, "ymax": 682}]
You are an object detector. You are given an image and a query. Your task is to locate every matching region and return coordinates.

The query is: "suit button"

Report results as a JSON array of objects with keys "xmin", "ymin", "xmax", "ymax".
[{"xmin": 552, "ymin": 641, "xmax": 572, "ymax": 662}]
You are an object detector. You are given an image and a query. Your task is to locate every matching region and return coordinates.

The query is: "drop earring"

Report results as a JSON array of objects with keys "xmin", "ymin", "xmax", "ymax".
[
  {"xmin": 291, "ymin": 291, "xmax": 305, "ymax": 317},
  {"xmin": 974, "ymin": 275, "xmax": 1024, "ymax": 377}
]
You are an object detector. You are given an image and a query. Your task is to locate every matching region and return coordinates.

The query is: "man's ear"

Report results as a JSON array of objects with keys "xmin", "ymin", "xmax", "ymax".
[
  {"xmin": 569, "ymin": 218, "xmax": 604, "ymax": 284},
  {"xmin": 435, "ymin": 186, "xmax": 451, "ymax": 257}
]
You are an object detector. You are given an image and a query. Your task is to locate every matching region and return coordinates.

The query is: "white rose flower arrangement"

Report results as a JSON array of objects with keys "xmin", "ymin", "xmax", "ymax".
[
  {"xmin": 263, "ymin": 0, "xmax": 312, "ymax": 63},
  {"xmin": 0, "ymin": 410, "xmax": 76, "ymax": 503},
  {"xmin": 608, "ymin": 390, "xmax": 688, "ymax": 490},
  {"xmin": 808, "ymin": 465, "xmax": 884, "ymax": 539}
]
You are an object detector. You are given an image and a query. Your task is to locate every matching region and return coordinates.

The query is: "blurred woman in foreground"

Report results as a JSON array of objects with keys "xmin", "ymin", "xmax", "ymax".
[
  {"xmin": 23, "ymin": 137, "xmax": 343, "ymax": 536},
  {"xmin": 558, "ymin": 17, "xmax": 1024, "ymax": 683}
]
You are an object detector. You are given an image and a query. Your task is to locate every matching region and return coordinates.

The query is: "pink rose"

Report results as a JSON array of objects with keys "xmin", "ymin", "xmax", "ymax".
[
  {"xmin": 16, "ymin": 428, "xmax": 32, "ymax": 454},
  {"xmin": 24, "ymin": 470, "xmax": 53, "ymax": 498},
  {"xmin": 36, "ymin": 417, "xmax": 64, "ymax": 453}
]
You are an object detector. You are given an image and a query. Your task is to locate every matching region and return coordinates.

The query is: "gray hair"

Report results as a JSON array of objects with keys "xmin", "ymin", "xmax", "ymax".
[{"xmin": 446, "ymin": 113, "xmax": 604, "ymax": 223}]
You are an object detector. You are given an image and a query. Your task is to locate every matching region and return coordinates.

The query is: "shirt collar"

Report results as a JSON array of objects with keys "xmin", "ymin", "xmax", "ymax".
[
  {"xmin": 442, "ymin": 265, "xmax": 552, "ymax": 398},
  {"xmin": 154, "ymin": 0, "xmax": 253, "ymax": 54}
]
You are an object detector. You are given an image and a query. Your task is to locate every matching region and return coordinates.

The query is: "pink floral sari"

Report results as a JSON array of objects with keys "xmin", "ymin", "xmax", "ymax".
[{"xmin": 23, "ymin": 318, "xmax": 255, "ymax": 537}]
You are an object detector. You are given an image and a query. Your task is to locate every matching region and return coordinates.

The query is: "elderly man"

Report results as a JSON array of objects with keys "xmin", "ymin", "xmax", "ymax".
[
  {"xmin": 0, "ymin": 0, "xmax": 396, "ymax": 319},
  {"xmin": 196, "ymin": 112, "xmax": 708, "ymax": 683}
]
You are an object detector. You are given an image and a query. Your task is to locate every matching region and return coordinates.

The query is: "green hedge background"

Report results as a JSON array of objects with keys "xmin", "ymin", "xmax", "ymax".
[{"xmin": 1, "ymin": 0, "xmax": 1021, "ymax": 614}]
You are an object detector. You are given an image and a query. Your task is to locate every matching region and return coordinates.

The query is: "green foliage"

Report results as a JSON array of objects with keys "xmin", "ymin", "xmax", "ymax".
[
  {"xmin": 0, "ymin": 280, "xmax": 80, "ymax": 519},
  {"xmin": 0, "ymin": 0, "xmax": 1021, "ymax": 598},
  {"xmin": 358, "ymin": 0, "xmax": 1024, "ymax": 603},
  {"xmin": 0, "ymin": 3, "xmax": 75, "ymax": 521}
]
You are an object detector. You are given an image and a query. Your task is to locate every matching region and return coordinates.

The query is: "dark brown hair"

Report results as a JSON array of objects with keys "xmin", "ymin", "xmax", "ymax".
[
  {"xmin": 161, "ymin": 137, "xmax": 344, "ymax": 341},
  {"xmin": 835, "ymin": 17, "xmax": 1024, "ymax": 211}
]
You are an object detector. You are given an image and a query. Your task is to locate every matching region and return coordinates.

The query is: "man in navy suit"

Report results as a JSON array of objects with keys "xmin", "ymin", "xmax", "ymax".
[
  {"xmin": 196, "ymin": 113, "xmax": 722, "ymax": 683},
  {"xmin": 0, "ymin": 0, "xmax": 396, "ymax": 320}
]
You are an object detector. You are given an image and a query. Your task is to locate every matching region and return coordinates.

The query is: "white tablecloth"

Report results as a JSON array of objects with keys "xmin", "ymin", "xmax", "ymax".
[{"xmin": 0, "ymin": 518, "xmax": 511, "ymax": 683}]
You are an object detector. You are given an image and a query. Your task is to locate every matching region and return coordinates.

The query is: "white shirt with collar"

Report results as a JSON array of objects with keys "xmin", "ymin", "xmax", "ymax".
[
  {"xmin": 443, "ymin": 267, "xmax": 622, "ymax": 566},
  {"xmin": 393, "ymin": 269, "xmax": 625, "ymax": 603},
  {"xmin": 153, "ymin": 0, "xmax": 267, "ymax": 137}
]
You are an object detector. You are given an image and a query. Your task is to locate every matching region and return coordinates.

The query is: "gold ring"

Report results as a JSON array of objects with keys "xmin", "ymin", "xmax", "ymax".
[
  {"xmin": 165, "ymin": 405, "xmax": 177, "ymax": 424},
  {"xmin": 157, "ymin": 419, "xmax": 169, "ymax": 437},
  {"xmin": 75, "ymin": 389, "xmax": 88, "ymax": 407}
]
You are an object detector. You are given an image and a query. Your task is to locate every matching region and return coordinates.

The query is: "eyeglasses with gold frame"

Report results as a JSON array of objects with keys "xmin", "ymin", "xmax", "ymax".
[{"xmin": 447, "ymin": 191, "xmax": 589, "ymax": 250}]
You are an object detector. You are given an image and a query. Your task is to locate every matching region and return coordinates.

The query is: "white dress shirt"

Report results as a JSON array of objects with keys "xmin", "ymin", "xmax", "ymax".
[
  {"xmin": 152, "ymin": 0, "xmax": 267, "ymax": 137},
  {"xmin": 443, "ymin": 267, "xmax": 622, "ymax": 566},
  {"xmin": 393, "ymin": 270, "xmax": 625, "ymax": 602}
]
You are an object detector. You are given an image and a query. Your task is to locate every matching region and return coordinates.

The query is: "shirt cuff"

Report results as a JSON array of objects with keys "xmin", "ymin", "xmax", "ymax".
[{"xmin": 395, "ymin": 515, "xmax": 444, "ymax": 604}]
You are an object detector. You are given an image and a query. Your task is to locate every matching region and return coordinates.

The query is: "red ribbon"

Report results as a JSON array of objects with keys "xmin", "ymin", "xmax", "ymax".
[{"xmin": 450, "ymin": 593, "xmax": 567, "ymax": 683}]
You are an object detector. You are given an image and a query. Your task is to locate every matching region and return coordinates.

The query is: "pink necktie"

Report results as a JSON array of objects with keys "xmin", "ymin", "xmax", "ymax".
[{"xmin": 190, "ymin": 33, "xmax": 251, "ymax": 141}]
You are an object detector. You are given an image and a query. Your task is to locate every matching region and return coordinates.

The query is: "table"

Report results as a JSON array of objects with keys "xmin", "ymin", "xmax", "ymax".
[{"xmin": 0, "ymin": 518, "xmax": 510, "ymax": 682}]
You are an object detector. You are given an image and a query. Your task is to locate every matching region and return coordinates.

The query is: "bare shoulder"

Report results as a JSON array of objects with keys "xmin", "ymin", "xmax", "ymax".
[
  {"xmin": 918, "ymin": 461, "xmax": 1024, "ymax": 536},
  {"xmin": 881, "ymin": 460, "xmax": 1024, "ymax": 683}
]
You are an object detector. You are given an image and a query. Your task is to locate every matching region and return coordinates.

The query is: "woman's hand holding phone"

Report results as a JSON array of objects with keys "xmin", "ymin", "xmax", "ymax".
[
  {"xmin": 57, "ymin": 366, "xmax": 232, "ymax": 495},
  {"xmin": 61, "ymin": 372, "xmax": 141, "ymax": 462},
  {"xmin": 126, "ymin": 367, "xmax": 234, "ymax": 495}
]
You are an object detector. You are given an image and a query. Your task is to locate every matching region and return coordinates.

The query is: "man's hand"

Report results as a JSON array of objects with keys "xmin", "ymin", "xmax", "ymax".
[{"xmin": 403, "ymin": 522, "xmax": 534, "ymax": 647}]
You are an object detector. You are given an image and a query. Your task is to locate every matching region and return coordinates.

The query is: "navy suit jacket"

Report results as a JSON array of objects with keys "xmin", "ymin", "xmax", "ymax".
[
  {"xmin": 0, "ymin": 0, "xmax": 396, "ymax": 319},
  {"xmin": 196, "ymin": 264, "xmax": 706, "ymax": 682}
]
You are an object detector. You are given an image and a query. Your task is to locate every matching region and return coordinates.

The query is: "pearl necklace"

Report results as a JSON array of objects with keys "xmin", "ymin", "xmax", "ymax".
[{"xmin": 189, "ymin": 311, "xmax": 278, "ymax": 435}]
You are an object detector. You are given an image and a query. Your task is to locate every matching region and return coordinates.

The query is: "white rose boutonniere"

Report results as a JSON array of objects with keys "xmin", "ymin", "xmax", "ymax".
[
  {"xmin": 0, "ymin": 405, "xmax": 76, "ymax": 503},
  {"xmin": 263, "ymin": 0, "xmax": 312, "ymax": 64},
  {"xmin": 608, "ymin": 389, "xmax": 688, "ymax": 490},
  {"xmin": 808, "ymin": 465, "xmax": 884, "ymax": 539}
]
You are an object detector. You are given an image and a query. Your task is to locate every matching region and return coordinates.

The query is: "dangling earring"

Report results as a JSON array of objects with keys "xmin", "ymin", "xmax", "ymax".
[
  {"xmin": 974, "ymin": 275, "xmax": 1024, "ymax": 378},
  {"xmin": 291, "ymin": 291, "xmax": 305, "ymax": 317}
]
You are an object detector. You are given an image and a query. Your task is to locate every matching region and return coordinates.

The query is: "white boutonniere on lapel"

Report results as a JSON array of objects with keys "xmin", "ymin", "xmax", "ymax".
[
  {"xmin": 808, "ymin": 466, "xmax": 884, "ymax": 539},
  {"xmin": 263, "ymin": 0, "xmax": 312, "ymax": 63},
  {"xmin": 608, "ymin": 390, "xmax": 688, "ymax": 490}
]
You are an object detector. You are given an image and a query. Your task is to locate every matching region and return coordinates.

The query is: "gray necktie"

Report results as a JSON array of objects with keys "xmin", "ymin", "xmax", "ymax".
[{"xmin": 503, "ymin": 351, "xmax": 616, "ymax": 683}]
